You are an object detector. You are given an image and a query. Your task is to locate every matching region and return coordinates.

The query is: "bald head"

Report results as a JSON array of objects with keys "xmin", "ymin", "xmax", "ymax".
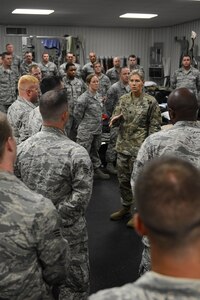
[
  {"xmin": 168, "ymin": 88, "xmax": 199, "ymax": 123},
  {"xmin": 113, "ymin": 57, "xmax": 121, "ymax": 68}
]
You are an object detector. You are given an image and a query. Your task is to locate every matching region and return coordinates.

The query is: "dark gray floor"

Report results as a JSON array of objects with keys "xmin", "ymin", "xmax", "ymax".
[{"xmin": 86, "ymin": 174, "xmax": 143, "ymax": 295}]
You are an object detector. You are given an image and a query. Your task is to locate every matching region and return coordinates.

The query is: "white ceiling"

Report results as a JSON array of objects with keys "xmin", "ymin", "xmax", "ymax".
[{"xmin": 0, "ymin": 0, "xmax": 200, "ymax": 28}]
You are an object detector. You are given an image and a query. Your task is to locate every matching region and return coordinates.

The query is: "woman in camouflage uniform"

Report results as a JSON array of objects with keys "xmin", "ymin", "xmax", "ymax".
[
  {"xmin": 109, "ymin": 70, "xmax": 162, "ymax": 226},
  {"xmin": 74, "ymin": 74, "xmax": 110, "ymax": 179}
]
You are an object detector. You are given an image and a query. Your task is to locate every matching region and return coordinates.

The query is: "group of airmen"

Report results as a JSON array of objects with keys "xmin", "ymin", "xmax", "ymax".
[{"xmin": 0, "ymin": 42, "xmax": 200, "ymax": 300}]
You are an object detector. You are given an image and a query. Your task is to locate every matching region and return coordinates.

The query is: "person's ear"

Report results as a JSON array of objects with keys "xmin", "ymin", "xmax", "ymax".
[
  {"xmin": 6, "ymin": 136, "xmax": 16, "ymax": 159},
  {"xmin": 168, "ymin": 107, "xmax": 175, "ymax": 121},
  {"xmin": 133, "ymin": 213, "xmax": 148, "ymax": 236},
  {"xmin": 61, "ymin": 111, "xmax": 69, "ymax": 123},
  {"xmin": 26, "ymin": 88, "xmax": 32, "ymax": 97}
]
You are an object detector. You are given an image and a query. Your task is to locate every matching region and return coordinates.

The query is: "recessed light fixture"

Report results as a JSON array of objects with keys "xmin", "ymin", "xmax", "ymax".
[
  {"xmin": 120, "ymin": 13, "xmax": 158, "ymax": 19},
  {"xmin": 12, "ymin": 9, "xmax": 54, "ymax": 15}
]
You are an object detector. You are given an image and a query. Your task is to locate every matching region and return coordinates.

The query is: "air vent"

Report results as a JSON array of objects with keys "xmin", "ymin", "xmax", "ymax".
[{"xmin": 6, "ymin": 27, "xmax": 27, "ymax": 35}]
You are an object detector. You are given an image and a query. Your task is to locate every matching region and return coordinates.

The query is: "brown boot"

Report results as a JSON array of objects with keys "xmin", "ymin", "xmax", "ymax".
[
  {"xmin": 110, "ymin": 206, "xmax": 131, "ymax": 221},
  {"xmin": 126, "ymin": 217, "xmax": 135, "ymax": 228}
]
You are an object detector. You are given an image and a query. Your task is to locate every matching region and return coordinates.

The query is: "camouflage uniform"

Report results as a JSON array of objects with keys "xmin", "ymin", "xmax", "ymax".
[
  {"xmin": 11, "ymin": 54, "xmax": 21, "ymax": 78},
  {"xmin": 28, "ymin": 106, "xmax": 42, "ymax": 136},
  {"xmin": 105, "ymin": 81, "xmax": 130, "ymax": 164},
  {"xmin": 131, "ymin": 120, "xmax": 200, "ymax": 275},
  {"xmin": 114, "ymin": 92, "xmax": 161, "ymax": 207},
  {"xmin": 129, "ymin": 64, "xmax": 145, "ymax": 76},
  {"xmin": 74, "ymin": 90, "xmax": 103, "ymax": 170},
  {"xmin": 7, "ymin": 96, "xmax": 36, "ymax": 144},
  {"xmin": 38, "ymin": 61, "xmax": 58, "ymax": 78},
  {"xmin": 97, "ymin": 73, "xmax": 111, "ymax": 98},
  {"xmin": 82, "ymin": 62, "xmax": 94, "ymax": 81},
  {"xmin": 105, "ymin": 81, "xmax": 130, "ymax": 118},
  {"xmin": 0, "ymin": 171, "xmax": 70, "ymax": 300},
  {"xmin": 106, "ymin": 67, "xmax": 120, "ymax": 85},
  {"xmin": 89, "ymin": 271, "xmax": 200, "ymax": 300},
  {"xmin": 170, "ymin": 66, "xmax": 200, "ymax": 96},
  {"xmin": 63, "ymin": 76, "xmax": 86, "ymax": 141},
  {"xmin": 15, "ymin": 126, "xmax": 93, "ymax": 300},
  {"xmin": 0, "ymin": 65, "xmax": 17, "ymax": 113},
  {"xmin": 20, "ymin": 61, "xmax": 38, "ymax": 75},
  {"xmin": 59, "ymin": 62, "xmax": 82, "ymax": 79}
]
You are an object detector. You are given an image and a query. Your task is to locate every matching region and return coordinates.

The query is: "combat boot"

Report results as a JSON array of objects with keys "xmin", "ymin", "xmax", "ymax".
[
  {"xmin": 110, "ymin": 206, "xmax": 131, "ymax": 220},
  {"xmin": 106, "ymin": 163, "xmax": 117, "ymax": 174},
  {"xmin": 94, "ymin": 168, "xmax": 110, "ymax": 180},
  {"xmin": 126, "ymin": 217, "xmax": 135, "ymax": 228}
]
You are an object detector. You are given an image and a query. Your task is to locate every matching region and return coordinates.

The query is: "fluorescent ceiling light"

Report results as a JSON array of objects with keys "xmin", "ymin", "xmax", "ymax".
[
  {"xmin": 12, "ymin": 9, "xmax": 54, "ymax": 15},
  {"xmin": 120, "ymin": 13, "xmax": 158, "ymax": 19}
]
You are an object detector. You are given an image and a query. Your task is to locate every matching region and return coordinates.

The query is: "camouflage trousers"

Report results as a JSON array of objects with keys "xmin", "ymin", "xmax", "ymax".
[
  {"xmin": 117, "ymin": 152, "xmax": 135, "ymax": 207},
  {"xmin": 59, "ymin": 240, "xmax": 90, "ymax": 300},
  {"xmin": 105, "ymin": 127, "xmax": 118, "ymax": 163},
  {"xmin": 77, "ymin": 131, "xmax": 102, "ymax": 169}
]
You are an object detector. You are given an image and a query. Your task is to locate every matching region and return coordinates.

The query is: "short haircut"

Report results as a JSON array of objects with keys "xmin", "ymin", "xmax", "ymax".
[
  {"xmin": 129, "ymin": 69, "xmax": 144, "ymax": 82},
  {"xmin": 135, "ymin": 156, "xmax": 200, "ymax": 248},
  {"xmin": 93, "ymin": 61, "xmax": 101, "ymax": 67},
  {"xmin": 1, "ymin": 52, "xmax": 11, "ymax": 59},
  {"xmin": 0, "ymin": 112, "xmax": 13, "ymax": 160},
  {"xmin": 128, "ymin": 54, "xmax": 137, "ymax": 60},
  {"xmin": 119, "ymin": 67, "xmax": 130, "ymax": 74},
  {"xmin": 182, "ymin": 54, "xmax": 191, "ymax": 60},
  {"xmin": 65, "ymin": 63, "xmax": 75, "ymax": 71},
  {"xmin": 40, "ymin": 75, "xmax": 63, "ymax": 94},
  {"xmin": 18, "ymin": 75, "xmax": 39, "ymax": 90},
  {"xmin": 66, "ymin": 52, "xmax": 74, "ymax": 56},
  {"xmin": 168, "ymin": 88, "xmax": 198, "ymax": 119},
  {"xmin": 39, "ymin": 89, "xmax": 68, "ymax": 122},
  {"xmin": 29, "ymin": 64, "xmax": 40, "ymax": 73}
]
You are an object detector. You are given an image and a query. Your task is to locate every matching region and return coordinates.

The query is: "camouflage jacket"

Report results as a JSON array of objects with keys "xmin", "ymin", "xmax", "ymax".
[
  {"xmin": 15, "ymin": 126, "xmax": 93, "ymax": 245},
  {"xmin": 20, "ymin": 61, "xmax": 38, "ymax": 75},
  {"xmin": 113, "ymin": 92, "xmax": 161, "ymax": 157},
  {"xmin": 0, "ymin": 171, "xmax": 70, "ymax": 300},
  {"xmin": 89, "ymin": 271, "xmax": 200, "ymax": 300},
  {"xmin": 97, "ymin": 73, "xmax": 111, "ymax": 97},
  {"xmin": 7, "ymin": 96, "xmax": 36, "ymax": 144},
  {"xmin": 131, "ymin": 121, "xmax": 200, "ymax": 274},
  {"xmin": 0, "ymin": 66, "xmax": 17, "ymax": 107},
  {"xmin": 129, "ymin": 64, "xmax": 145, "ymax": 76},
  {"xmin": 105, "ymin": 81, "xmax": 130, "ymax": 117},
  {"xmin": 74, "ymin": 90, "xmax": 103, "ymax": 135},
  {"xmin": 106, "ymin": 67, "xmax": 120, "ymax": 85},
  {"xmin": 28, "ymin": 106, "xmax": 42, "ymax": 136},
  {"xmin": 38, "ymin": 61, "xmax": 58, "ymax": 78},
  {"xmin": 131, "ymin": 121, "xmax": 200, "ymax": 189},
  {"xmin": 11, "ymin": 54, "xmax": 22, "ymax": 78},
  {"xmin": 82, "ymin": 62, "xmax": 94, "ymax": 81},
  {"xmin": 170, "ymin": 66, "xmax": 200, "ymax": 96},
  {"xmin": 63, "ymin": 76, "xmax": 87, "ymax": 114}
]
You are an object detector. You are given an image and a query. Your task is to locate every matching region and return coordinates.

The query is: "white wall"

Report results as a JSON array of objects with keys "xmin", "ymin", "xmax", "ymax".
[{"xmin": 1, "ymin": 19, "xmax": 200, "ymax": 78}]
